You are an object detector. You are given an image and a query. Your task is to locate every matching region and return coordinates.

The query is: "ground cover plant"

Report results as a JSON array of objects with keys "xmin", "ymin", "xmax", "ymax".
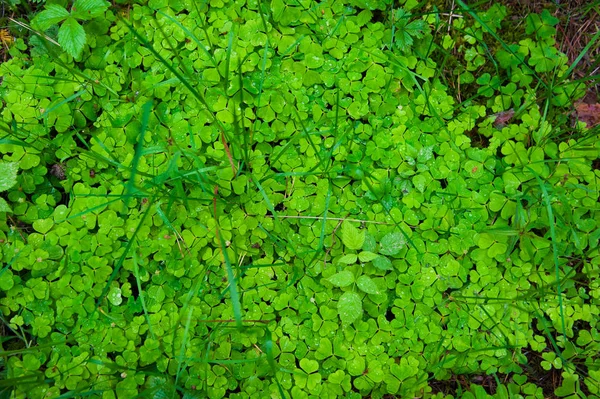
[{"xmin": 1, "ymin": 0, "xmax": 600, "ymax": 398}]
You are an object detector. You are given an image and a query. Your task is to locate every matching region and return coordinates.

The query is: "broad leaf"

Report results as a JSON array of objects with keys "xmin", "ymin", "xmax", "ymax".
[
  {"xmin": 379, "ymin": 232, "xmax": 405, "ymax": 256},
  {"xmin": 356, "ymin": 275, "xmax": 379, "ymax": 295},
  {"xmin": 373, "ymin": 256, "xmax": 393, "ymax": 271},
  {"xmin": 358, "ymin": 251, "xmax": 378, "ymax": 263},
  {"xmin": 0, "ymin": 198, "xmax": 12, "ymax": 213},
  {"xmin": 338, "ymin": 254, "xmax": 358, "ymax": 264},
  {"xmin": 32, "ymin": 4, "xmax": 69, "ymax": 31},
  {"xmin": 0, "ymin": 162, "xmax": 18, "ymax": 192},
  {"xmin": 338, "ymin": 292, "xmax": 362, "ymax": 325},
  {"xmin": 341, "ymin": 222, "xmax": 364, "ymax": 250},
  {"xmin": 72, "ymin": 0, "xmax": 110, "ymax": 20},
  {"xmin": 58, "ymin": 17, "xmax": 86, "ymax": 58},
  {"xmin": 328, "ymin": 271, "xmax": 355, "ymax": 287}
]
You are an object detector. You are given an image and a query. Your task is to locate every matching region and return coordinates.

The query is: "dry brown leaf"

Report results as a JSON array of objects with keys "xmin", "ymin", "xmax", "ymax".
[
  {"xmin": 575, "ymin": 102, "xmax": 600, "ymax": 127},
  {"xmin": 493, "ymin": 109, "xmax": 515, "ymax": 128},
  {"xmin": 0, "ymin": 29, "xmax": 14, "ymax": 47}
]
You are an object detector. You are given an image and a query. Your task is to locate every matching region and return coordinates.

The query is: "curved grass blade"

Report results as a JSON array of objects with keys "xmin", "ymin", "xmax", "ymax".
[
  {"xmin": 40, "ymin": 88, "xmax": 88, "ymax": 118},
  {"xmin": 525, "ymin": 166, "xmax": 567, "ymax": 342},
  {"xmin": 132, "ymin": 251, "xmax": 155, "ymax": 340},
  {"xmin": 124, "ymin": 100, "xmax": 153, "ymax": 209}
]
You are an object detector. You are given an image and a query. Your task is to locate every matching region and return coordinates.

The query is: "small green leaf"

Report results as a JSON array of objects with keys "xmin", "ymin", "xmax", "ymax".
[
  {"xmin": 338, "ymin": 292, "xmax": 362, "ymax": 325},
  {"xmin": 0, "ymin": 272, "xmax": 14, "ymax": 291},
  {"xmin": 488, "ymin": 192, "xmax": 507, "ymax": 212},
  {"xmin": 299, "ymin": 358, "xmax": 319, "ymax": 374},
  {"xmin": 356, "ymin": 275, "xmax": 379, "ymax": 295},
  {"xmin": 338, "ymin": 253, "xmax": 358, "ymax": 264},
  {"xmin": 58, "ymin": 17, "xmax": 86, "ymax": 58},
  {"xmin": 33, "ymin": 218, "xmax": 54, "ymax": 234},
  {"xmin": 22, "ymin": 354, "xmax": 41, "ymax": 371},
  {"xmin": 0, "ymin": 162, "xmax": 18, "ymax": 192},
  {"xmin": 328, "ymin": 271, "xmax": 355, "ymax": 287},
  {"xmin": 477, "ymin": 233, "xmax": 495, "ymax": 249},
  {"xmin": 19, "ymin": 153, "xmax": 40, "ymax": 170},
  {"xmin": 342, "ymin": 221, "xmax": 365, "ymax": 250},
  {"xmin": 358, "ymin": 251, "xmax": 378, "ymax": 262},
  {"xmin": 347, "ymin": 355, "xmax": 366, "ymax": 376},
  {"xmin": 108, "ymin": 287, "xmax": 123, "ymax": 306},
  {"xmin": 32, "ymin": 4, "xmax": 69, "ymax": 31},
  {"xmin": 488, "ymin": 242, "xmax": 507, "ymax": 259}
]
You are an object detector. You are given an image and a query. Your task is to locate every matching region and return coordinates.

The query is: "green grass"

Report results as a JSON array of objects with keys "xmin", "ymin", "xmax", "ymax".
[{"xmin": 1, "ymin": 0, "xmax": 600, "ymax": 398}]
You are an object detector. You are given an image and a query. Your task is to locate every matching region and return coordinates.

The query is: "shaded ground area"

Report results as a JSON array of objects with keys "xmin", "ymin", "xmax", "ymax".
[
  {"xmin": 441, "ymin": 0, "xmax": 599, "ymax": 99},
  {"xmin": 510, "ymin": 0, "xmax": 599, "ymax": 101}
]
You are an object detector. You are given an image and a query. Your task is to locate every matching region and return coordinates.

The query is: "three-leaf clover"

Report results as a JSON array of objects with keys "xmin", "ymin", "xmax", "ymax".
[{"xmin": 32, "ymin": 0, "xmax": 110, "ymax": 58}]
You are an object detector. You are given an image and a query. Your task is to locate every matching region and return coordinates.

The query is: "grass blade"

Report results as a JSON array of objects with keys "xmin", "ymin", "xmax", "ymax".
[{"xmin": 123, "ymin": 100, "xmax": 153, "ymax": 210}]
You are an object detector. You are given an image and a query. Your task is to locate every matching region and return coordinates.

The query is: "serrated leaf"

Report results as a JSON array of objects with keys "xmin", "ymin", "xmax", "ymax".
[
  {"xmin": 32, "ymin": 4, "xmax": 69, "ymax": 31},
  {"xmin": 58, "ymin": 17, "xmax": 86, "ymax": 58},
  {"xmin": 338, "ymin": 253, "xmax": 358, "ymax": 264},
  {"xmin": 363, "ymin": 233, "xmax": 377, "ymax": 252},
  {"xmin": 373, "ymin": 256, "xmax": 393, "ymax": 271},
  {"xmin": 379, "ymin": 231, "xmax": 405, "ymax": 256},
  {"xmin": 356, "ymin": 275, "xmax": 379, "ymax": 294},
  {"xmin": 341, "ymin": 222, "xmax": 364, "ymax": 250},
  {"xmin": 358, "ymin": 251, "xmax": 378, "ymax": 262},
  {"xmin": 0, "ymin": 162, "xmax": 18, "ymax": 192},
  {"xmin": 404, "ymin": 19, "xmax": 426, "ymax": 37},
  {"xmin": 328, "ymin": 271, "xmax": 355, "ymax": 287},
  {"xmin": 0, "ymin": 198, "xmax": 12, "ymax": 213},
  {"xmin": 338, "ymin": 292, "xmax": 362, "ymax": 325},
  {"xmin": 72, "ymin": 0, "xmax": 110, "ymax": 20},
  {"xmin": 393, "ymin": 8, "xmax": 426, "ymax": 51}
]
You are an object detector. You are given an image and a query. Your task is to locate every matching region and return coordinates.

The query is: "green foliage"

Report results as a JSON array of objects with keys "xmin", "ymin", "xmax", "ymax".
[
  {"xmin": 31, "ymin": 0, "xmax": 110, "ymax": 58},
  {"xmin": 391, "ymin": 8, "xmax": 427, "ymax": 52},
  {"xmin": 0, "ymin": 0, "xmax": 599, "ymax": 398},
  {"xmin": 0, "ymin": 162, "xmax": 19, "ymax": 212}
]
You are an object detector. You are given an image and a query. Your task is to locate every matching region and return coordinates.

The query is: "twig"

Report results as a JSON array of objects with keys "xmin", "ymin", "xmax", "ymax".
[
  {"xmin": 9, "ymin": 18, "xmax": 60, "ymax": 47},
  {"xmin": 324, "ymin": 217, "xmax": 345, "ymax": 269}
]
